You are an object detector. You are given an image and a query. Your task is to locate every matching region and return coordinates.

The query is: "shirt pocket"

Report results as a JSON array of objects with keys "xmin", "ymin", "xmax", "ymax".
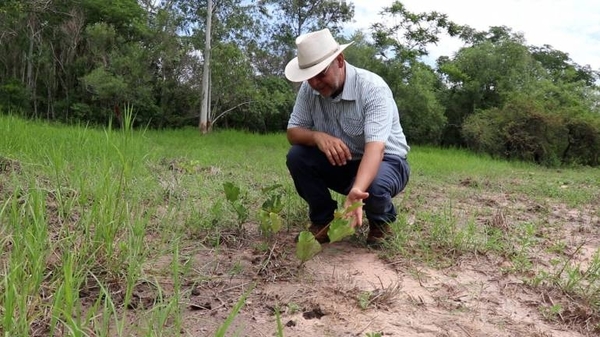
[{"xmin": 340, "ymin": 111, "xmax": 364, "ymax": 137}]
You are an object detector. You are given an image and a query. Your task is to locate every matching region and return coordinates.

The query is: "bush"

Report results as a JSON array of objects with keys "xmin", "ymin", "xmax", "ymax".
[
  {"xmin": 0, "ymin": 79, "xmax": 29, "ymax": 113},
  {"xmin": 463, "ymin": 99, "xmax": 568, "ymax": 166},
  {"xmin": 562, "ymin": 115, "xmax": 600, "ymax": 166}
]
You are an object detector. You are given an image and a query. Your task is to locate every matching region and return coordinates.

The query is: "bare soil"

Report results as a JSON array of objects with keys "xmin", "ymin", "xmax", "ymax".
[{"xmin": 160, "ymin": 183, "xmax": 600, "ymax": 337}]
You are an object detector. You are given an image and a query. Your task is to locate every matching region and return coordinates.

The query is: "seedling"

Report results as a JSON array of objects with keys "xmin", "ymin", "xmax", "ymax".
[
  {"xmin": 223, "ymin": 181, "xmax": 248, "ymax": 226},
  {"xmin": 258, "ymin": 184, "xmax": 285, "ymax": 237},
  {"xmin": 295, "ymin": 231, "xmax": 322, "ymax": 265},
  {"xmin": 295, "ymin": 202, "xmax": 363, "ymax": 264},
  {"xmin": 327, "ymin": 201, "xmax": 362, "ymax": 243},
  {"xmin": 327, "ymin": 202, "xmax": 361, "ymax": 243},
  {"xmin": 365, "ymin": 333, "xmax": 383, "ymax": 337}
]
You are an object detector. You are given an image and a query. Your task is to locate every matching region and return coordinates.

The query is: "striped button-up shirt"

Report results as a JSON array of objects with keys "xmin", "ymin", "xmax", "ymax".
[{"xmin": 288, "ymin": 62, "xmax": 410, "ymax": 159}]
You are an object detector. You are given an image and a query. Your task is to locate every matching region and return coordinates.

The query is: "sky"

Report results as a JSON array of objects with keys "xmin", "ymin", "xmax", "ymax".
[{"xmin": 346, "ymin": 0, "xmax": 600, "ymax": 70}]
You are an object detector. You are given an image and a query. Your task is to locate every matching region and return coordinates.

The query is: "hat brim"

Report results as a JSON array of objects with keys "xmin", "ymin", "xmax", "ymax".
[{"xmin": 284, "ymin": 42, "xmax": 354, "ymax": 82}]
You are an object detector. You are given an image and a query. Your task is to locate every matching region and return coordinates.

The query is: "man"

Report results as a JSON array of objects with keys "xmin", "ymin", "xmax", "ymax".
[{"xmin": 284, "ymin": 28, "xmax": 410, "ymax": 247}]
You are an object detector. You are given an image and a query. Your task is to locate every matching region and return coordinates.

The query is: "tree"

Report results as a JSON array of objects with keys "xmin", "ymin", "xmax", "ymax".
[
  {"xmin": 530, "ymin": 44, "xmax": 600, "ymax": 86},
  {"xmin": 199, "ymin": 0, "xmax": 212, "ymax": 133},
  {"xmin": 436, "ymin": 26, "xmax": 544, "ymax": 145},
  {"xmin": 371, "ymin": 0, "xmax": 463, "ymax": 62},
  {"xmin": 255, "ymin": 0, "xmax": 354, "ymax": 76}
]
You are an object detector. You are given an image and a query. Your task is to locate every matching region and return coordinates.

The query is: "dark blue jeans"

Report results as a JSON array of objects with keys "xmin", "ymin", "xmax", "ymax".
[{"xmin": 286, "ymin": 145, "xmax": 410, "ymax": 226}]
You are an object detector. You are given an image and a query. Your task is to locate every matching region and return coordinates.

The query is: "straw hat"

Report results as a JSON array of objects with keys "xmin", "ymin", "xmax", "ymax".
[{"xmin": 284, "ymin": 28, "xmax": 354, "ymax": 82}]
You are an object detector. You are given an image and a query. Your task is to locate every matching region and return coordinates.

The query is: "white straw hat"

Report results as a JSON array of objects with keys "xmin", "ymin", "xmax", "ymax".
[{"xmin": 284, "ymin": 28, "xmax": 354, "ymax": 82}]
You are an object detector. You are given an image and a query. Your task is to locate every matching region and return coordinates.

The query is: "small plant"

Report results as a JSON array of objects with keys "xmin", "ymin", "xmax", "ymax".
[
  {"xmin": 258, "ymin": 184, "xmax": 285, "ymax": 237},
  {"xmin": 365, "ymin": 333, "xmax": 383, "ymax": 337},
  {"xmin": 286, "ymin": 302, "xmax": 300, "ymax": 314},
  {"xmin": 357, "ymin": 291, "xmax": 371, "ymax": 310},
  {"xmin": 327, "ymin": 202, "xmax": 362, "ymax": 243},
  {"xmin": 540, "ymin": 303, "xmax": 563, "ymax": 321},
  {"xmin": 275, "ymin": 307, "xmax": 285, "ymax": 337},
  {"xmin": 357, "ymin": 281, "xmax": 401, "ymax": 311},
  {"xmin": 295, "ymin": 202, "xmax": 363, "ymax": 264},
  {"xmin": 296, "ymin": 231, "xmax": 322, "ymax": 265},
  {"xmin": 214, "ymin": 284, "xmax": 255, "ymax": 337},
  {"xmin": 223, "ymin": 181, "xmax": 249, "ymax": 226}
]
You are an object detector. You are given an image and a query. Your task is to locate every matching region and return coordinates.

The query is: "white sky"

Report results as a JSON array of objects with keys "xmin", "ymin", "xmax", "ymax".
[{"xmin": 347, "ymin": 0, "xmax": 600, "ymax": 70}]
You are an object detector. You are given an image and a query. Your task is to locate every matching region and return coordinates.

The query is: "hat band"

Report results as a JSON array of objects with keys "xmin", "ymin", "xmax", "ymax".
[{"xmin": 298, "ymin": 45, "xmax": 340, "ymax": 69}]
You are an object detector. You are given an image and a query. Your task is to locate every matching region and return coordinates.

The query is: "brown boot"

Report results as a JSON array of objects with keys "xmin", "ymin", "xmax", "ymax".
[
  {"xmin": 295, "ymin": 223, "xmax": 330, "ymax": 244},
  {"xmin": 367, "ymin": 222, "xmax": 392, "ymax": 247}
]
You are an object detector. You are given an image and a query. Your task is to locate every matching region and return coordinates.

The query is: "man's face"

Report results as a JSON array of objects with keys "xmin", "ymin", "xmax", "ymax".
[{"xmin": 307, "ymin": 58, "xmax": 343, "ymax": 98}]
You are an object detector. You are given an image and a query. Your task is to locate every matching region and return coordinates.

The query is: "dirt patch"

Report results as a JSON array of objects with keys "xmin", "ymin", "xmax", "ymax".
[
  {"xmin": 165, "ymin": 180, "xmax": 600, "ymax": 337},
  {"xmin": 175, "ymin": 240, "xmax": 594, "ymax": 336}
]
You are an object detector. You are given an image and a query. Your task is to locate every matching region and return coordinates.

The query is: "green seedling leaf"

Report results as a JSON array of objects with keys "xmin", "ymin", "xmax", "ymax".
[
  {"xmin": 258, "ymin": 210, "xmax": 282, "ymax": 235},
  {"xmin": 327, "ymin": 218, "xmax": 355, "ymax": 243},
  {"xmin": 261, "ymin": 184, "xmax": 283, "ymax": 194},
  {"xmin": 233, "ymin": 202, "xmax": 248, "ymax": 223},
  {"xmin": 344, "ymin": 201, "xmax": 363, "ymax": 214},
  {"xmin": 223, "ymin": 182, "xmax": 241, "ymax": 202},
  {"xmin": 269, "ymin": 212, "xmax": 282, "ymax": 233},
  {"xmin": 262, "ymin": 193, "xmax": 284, "ymax": 214},
  {"xmin": 296, "ymin": 231, "xmax": 322, "ymax": 263},
  {"xmin": 333, "ymin": 201, "xmax": 363, "ymax": 219}
]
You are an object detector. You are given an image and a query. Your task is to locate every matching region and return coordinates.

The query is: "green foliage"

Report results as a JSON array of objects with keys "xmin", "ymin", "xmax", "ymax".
[
  {"xmin": 326, "ymin": 203, "xmax": 362, "ymax": 243},
  {"xmin": 257, "ymin": 0, "xmax": 354, "ymax": 75},
  {"xmin": 295, "ymin": 231, "xmax": 322, "ymax": 264},
  {"xmin": 562, "ymin": 114, "xmax": 600, "ymax": 166},
  {"xmin": 372, "ymin": 1, "xmax": 463, "ymax": 61},
  {"xmin": 258, "ymin": 210, "xmax": 283, "ymax": 236},
  {"xmin": 261, "ymin": 184, "xmax": 285, "ymax": 213},
  {"xmin": 223, "ymin": 181, "xmax": 249, "ymax": 225},
  {"xmin": 0, "ymin": 79, "xmax": 28, "ymax": 112},
  {"xmin": 366, "ymin": 333, "xmax": 383, "ymax": 337},
  {"xmin": 258, "ymin": 184, "xmax": 285, "ymax": 236},
  {"xmin": 463, "ymin": 97, "xmax": 600, "ymax": 167},
  {"xmin": 393, "ymin": 63, "xmax": 447, "ymax": 145},
  {"xmin": 215, "ymin": 284, "xmax": 255, "ymax": 337},
  {"xmin": 327, "ymin": 219, "xmax": 355, "ymax": 243},
  {"xmin": 275, "ymin": 307, "xmax": 285, "ymax": 337},
  {"xmin": 0, "ymin": 0, "xmax": 598, "ymax": 155},
  {"xmin": 357, "ymin": 291, "xmax": 371, "ymax": 310}
]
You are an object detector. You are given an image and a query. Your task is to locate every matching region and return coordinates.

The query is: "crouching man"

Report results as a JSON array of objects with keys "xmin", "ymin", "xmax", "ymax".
[{"xmin": 284, "ymin": 28, "xmax": 410, "ymax": 246}]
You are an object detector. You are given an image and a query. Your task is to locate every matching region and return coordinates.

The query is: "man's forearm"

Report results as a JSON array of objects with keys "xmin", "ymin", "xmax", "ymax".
[
  {"xmin": 287, "ymin": 127, "xmax": 319, "ymax": 146},
  {"xmin": 353, "ymin": 141, "xmax": 385, "ymax": 191}
]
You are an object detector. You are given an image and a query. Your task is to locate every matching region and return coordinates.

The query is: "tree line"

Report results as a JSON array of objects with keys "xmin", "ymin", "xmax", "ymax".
[{"xmin": 1, "ymin": 0, "xmax": 599, "ymax": 166}]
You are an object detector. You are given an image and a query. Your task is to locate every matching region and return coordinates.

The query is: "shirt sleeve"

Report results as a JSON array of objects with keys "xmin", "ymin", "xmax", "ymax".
[
  {"xmin": 362, "ymin": 85, "xmax": 394, "ymax": 143},
  {"xmin": 287, "ymin": 82, "xmax": 314, "ymax": 129}
]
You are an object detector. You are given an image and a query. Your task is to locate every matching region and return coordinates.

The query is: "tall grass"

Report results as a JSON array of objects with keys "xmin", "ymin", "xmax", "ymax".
[{"xmin": 0, "ymin": 114, "xmax": 599, "ymax": 335}]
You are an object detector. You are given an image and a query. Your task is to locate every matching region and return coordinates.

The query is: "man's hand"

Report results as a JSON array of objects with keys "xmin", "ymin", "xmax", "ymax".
[
  {"xmin": 314, "ymin": 132, "xmax": 352, "ymax": 166},
  {"xmin": 345, "ymin": 187, "xmax": 369, "ymax": 228}
]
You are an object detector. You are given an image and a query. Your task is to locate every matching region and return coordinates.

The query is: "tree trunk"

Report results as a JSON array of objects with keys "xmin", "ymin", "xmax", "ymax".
[{"xmin": 199, "ymin": 0, "xmax": 212, "ymax": 134}]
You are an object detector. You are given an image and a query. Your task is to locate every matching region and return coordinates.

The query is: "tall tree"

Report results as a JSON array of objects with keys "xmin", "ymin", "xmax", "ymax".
[
  {"xmin": 175, "ymin": 0, "xmax": 263, "ymax": 132},
  {"xmin": 199, "ymin": 0, "xmax": 212, "ymax": 133},
  {"xmin": 366, "ymin": 1, "xmax": 456, "ymax": 144},
  {"xmin": 371, "ymin": 0, "xmax": 462, "ymax": 62},
  {"xmin": 255, "ymin": 0, "xmax": 354, "ymax": 76}
]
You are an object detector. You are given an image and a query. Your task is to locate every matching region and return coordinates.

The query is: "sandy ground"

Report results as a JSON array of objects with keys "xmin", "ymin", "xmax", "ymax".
[{"xmin": 170, "ymin": 182, "xmax": 600, "ymax": 337}]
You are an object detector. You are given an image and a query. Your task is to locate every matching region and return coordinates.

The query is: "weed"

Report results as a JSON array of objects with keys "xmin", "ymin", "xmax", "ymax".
[
  {"xmin": 223, "ymin": 181, "xmax": 249, "ymax": 226},
  {"xmin": 356, "ymin": 281, "xmax": 401, "ymax": 310},
  {"xmin": 365, "ymin": 333, "xmax": 383, "ymax": 337},
  {"xmin": 214, "ymin": 284, "xmax": 255, "ymax": 337}
]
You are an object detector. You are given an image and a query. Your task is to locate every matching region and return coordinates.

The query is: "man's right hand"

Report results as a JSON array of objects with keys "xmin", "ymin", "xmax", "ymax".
[{"xmin": 314, "ymin": 132, "xmax": 352, "ymax": 166}]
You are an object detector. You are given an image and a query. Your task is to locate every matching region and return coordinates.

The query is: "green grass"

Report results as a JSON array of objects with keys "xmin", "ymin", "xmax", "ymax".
[{"xmin": 1, "ymin": 114, "xmax": 599, "ymax": 335}]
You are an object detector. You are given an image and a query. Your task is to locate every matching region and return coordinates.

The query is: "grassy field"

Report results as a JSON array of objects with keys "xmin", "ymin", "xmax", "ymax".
[{"xmin": 1, "ymin": 114, "xmax": 599, "ymax": 336}]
